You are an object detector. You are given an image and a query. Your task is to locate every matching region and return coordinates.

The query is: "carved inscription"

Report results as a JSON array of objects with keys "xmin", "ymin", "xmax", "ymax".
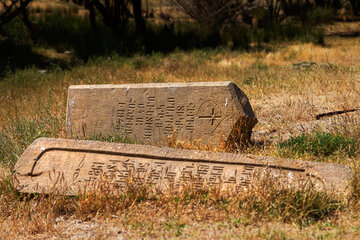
[
  {"xmin": 67, "ymin": 82, "xmax": 259, "ymax": 146},
  {"xmin": 14, "ymin": 138, "xmax": 353, "ymax": 195},
  {"xmin": 112, "ymin": 97, "xmax": 228, "ymax": 139},
  {"xmin": 186, "ymin": 103, "xmax": 195, "ymax": 133},
  {"xmin": 68, "ymin": 153, "xmax": 305, "ymax": 191},
  {"xmin": 112, "ymin": 96, "xmax": 200, "ymax": 139}
]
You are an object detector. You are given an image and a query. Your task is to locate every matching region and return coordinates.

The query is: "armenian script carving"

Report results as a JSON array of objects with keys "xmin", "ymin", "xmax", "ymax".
[
  {"xmin": 14, "ymin": 139, "xmax": 352, "ymax": 195},
  {"xmin": 112, "ymin": 96, "xmax": 199, "ymax": 140},
  {"xmin": 70, "ymin": 153, "xmax": 305, "ymax": 190},
  {"xmin": 66, "ymin": 82, "xmax": 258, "ymax": 146}
]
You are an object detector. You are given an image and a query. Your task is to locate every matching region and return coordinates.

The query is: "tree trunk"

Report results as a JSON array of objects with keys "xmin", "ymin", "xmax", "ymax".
[
  {"xmin": 20, "ymin": 7, "xmax": 40, "ymax": 41},
  {"xmin": 350, "ymin": 0, "xmax": 360, "ymax": 16},
  {"xmin": 132, "ymin": 0, "xmax": 146, "ymax": 35},
  {"xmin": 86, "ymin": 0, "xmax": 97, "ymax": 32}
]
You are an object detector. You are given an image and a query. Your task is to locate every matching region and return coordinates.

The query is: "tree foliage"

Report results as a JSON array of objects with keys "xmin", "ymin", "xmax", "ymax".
[
  {"xmin": 166, "ymin": 0, "xmax": 244, "ymax": 28},
  {"xmin": 0, "ymin": 0, "xmax": 32, "ymax": 29},
  {"xmin": 167, "ymin": 0, "xmax": 350, "ymax": 29},
  {"xmin": 71, "ymin": 0, "xmax": 146, "ymax": 34}
]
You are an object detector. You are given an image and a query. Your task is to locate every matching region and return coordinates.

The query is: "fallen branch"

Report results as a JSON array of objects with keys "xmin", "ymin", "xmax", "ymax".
[{"xmin": 315, "ymin": 109, "xmax": 360, "ymax": 120}]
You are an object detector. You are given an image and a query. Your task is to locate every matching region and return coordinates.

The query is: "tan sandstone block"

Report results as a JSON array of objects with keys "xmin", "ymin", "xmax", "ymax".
[
  {"xmin": 66, "ymin": 82, "xmax": 257, "ymax": 148},
  {"xmin": 14, "ymin": 138, "xmax": 352, "ymax": 195}
]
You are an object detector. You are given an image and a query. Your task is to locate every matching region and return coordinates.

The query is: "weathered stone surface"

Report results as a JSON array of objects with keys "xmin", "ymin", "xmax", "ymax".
[
  {"xmin": 14, "ymin": 138, "xmax": 352, "ymax": 195},
  {"xmin": 66, "ymin": 82, "xmax": 257, "ymax": 148}
]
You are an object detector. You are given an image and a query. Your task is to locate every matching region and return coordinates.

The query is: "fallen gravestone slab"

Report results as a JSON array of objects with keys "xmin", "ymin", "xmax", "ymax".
[
  {"xmin": 66, "ymin": 82, "xmax": 257, "ymax": 148},
  {"xmin": 14, "ymin": 138, "xmax": 352, "ymax": 195}
]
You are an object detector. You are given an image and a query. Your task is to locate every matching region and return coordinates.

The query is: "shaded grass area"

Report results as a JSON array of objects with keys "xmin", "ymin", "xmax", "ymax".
[
  {"xmin": 0, "ymin": 12, "xmax": 326, "ymax": 78},
  {"xmin": 0, "ymin": 40, "xmax": 41, "ymax": 78},
  {"xmin": 0, "ymin": 17, "xmax": 72, "ymax": 79},
  {"xmin": 36, "ymin": 15, "xmax": 326, "ymax": 58}
]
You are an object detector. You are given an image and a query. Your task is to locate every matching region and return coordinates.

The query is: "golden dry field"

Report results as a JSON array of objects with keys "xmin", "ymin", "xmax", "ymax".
[
  {"xmin": 1, "ymin": 36, "xmax": 359, "ymax": 143},
  {"xmin": 0, "ymin": 3, "xmax": 360, "ymax": 238}
]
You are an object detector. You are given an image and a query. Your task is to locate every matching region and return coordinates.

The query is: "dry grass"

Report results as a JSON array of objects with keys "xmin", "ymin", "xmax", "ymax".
[
  {"xmin": 1, "ymin": 36, "xmax": 359, "ymax": 141},
  {"xmin": 0, "ymin": 171, "xmax": 347, "ymax": 239},
  {"xmin": 0, "ymin": 33, "xmax": 360, "ymax": 238}
]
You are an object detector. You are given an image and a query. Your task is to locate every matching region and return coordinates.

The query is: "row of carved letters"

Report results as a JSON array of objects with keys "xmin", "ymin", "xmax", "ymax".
[
  {"xmin": 84, "ymin": 159, "xmax": 255, "ymax": 188},
  {"xmin": 113, "ymin": 97, "xmax": 196, "ymax": 138}
]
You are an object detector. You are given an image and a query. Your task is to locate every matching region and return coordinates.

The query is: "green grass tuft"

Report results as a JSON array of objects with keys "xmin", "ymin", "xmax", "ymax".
[
  {"xmin": 0, "ymin": 114, "xmax": 63, "ymax": 170},
  {"xmin": 277, "ymin": 131, "xmax": 357, "ymax": 159},
  {"xmin": 86, "ymin": 133, "xmax": 135, "ymax": 144}
]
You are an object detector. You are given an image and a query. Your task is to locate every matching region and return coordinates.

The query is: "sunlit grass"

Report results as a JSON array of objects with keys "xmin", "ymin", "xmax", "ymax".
[
  {"xmin": 0, "ymin": 15, "xmax": 359, "ymax": 239},
  {"xmin": 0, "ymin": 169, "xmax": 346, "ymax": 238}
]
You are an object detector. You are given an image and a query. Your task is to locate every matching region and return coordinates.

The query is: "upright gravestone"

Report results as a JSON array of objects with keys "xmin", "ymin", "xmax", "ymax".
[
  {"xmin": 14, "ymin": 138, "xmax": 352, "ymax": 195},
  {"xmin": 66, "ymin": 82, "xmax": 257, "ymax": 148}
]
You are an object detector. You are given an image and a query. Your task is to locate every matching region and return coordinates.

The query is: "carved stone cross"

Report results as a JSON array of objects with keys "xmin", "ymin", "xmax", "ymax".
[
  {"xmin": 66, "ymin": 82, "xmax": 258, "ymax": 148},
  {"xmin": 199, "ymin": 108, "xmax": 221, "ymax": 126}
]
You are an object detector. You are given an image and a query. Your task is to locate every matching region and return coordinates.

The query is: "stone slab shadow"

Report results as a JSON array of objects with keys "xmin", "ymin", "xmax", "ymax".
[
  {"xmin": 66, "ymin": 82, "xmax": 258, "ymax": 148},
  {"xmin": 14, "ymin": 138, "xmax": 352, "ymax": 195}
]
